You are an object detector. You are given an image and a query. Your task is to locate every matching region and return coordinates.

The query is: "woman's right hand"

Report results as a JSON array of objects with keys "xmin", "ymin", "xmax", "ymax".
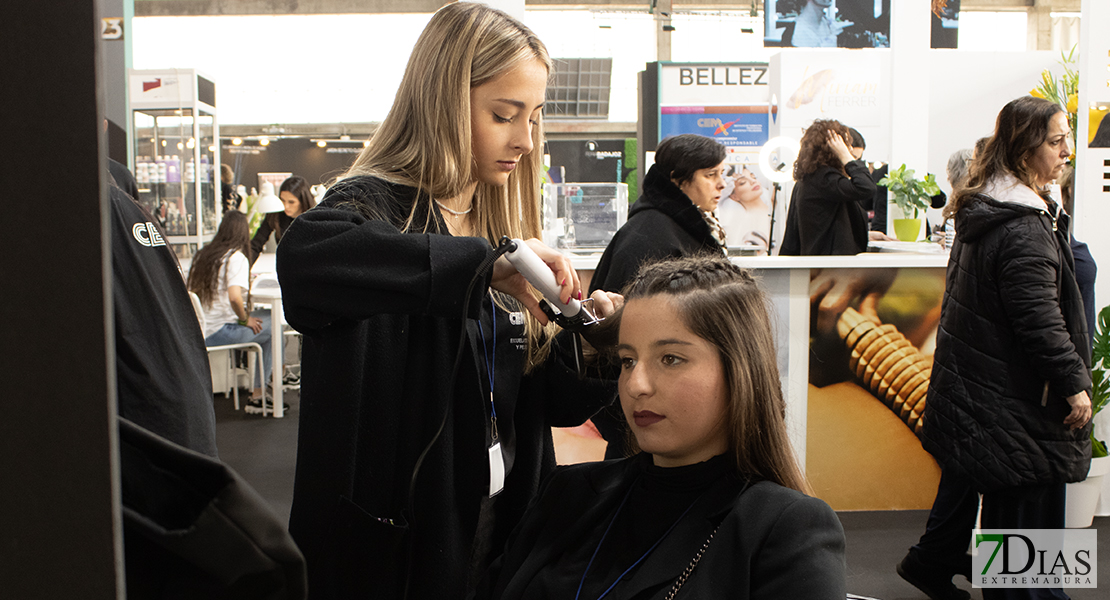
[
  {"xmin": 491, "ymin": 238, "xmax": 581, "ymax": 325},
  {"xmin": 1064, "ymin": 390, "xmax": 1093, "ymax": 430},
  {"xmin": 826, "ymin": 131, "xmax": 856, "ymax": 165}
]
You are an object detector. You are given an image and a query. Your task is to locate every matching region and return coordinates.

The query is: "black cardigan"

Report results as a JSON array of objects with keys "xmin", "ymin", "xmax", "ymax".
[
  {"xmin": 276, "ymin": 176, "xmax": 615, "ymax": 599},
  {"xmin": 779, "ymin": 160, "xmax": 876, "ymax": 255},
  {"xmin": 922, "ymin": 193, "xmax": 1092, "ymax": 492},
  {"xmin": 476, "ymin": 453, "xmax": 846, "ymax": 600},
  {"xmin": 590, "ymin": 164, "xmax": 723, "ymax": 295}
]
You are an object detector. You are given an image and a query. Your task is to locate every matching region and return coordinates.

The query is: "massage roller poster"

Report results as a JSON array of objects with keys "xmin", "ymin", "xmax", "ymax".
[{"xmin": 804, "ymin": 267, "xmax": 946, "ymax": 510}]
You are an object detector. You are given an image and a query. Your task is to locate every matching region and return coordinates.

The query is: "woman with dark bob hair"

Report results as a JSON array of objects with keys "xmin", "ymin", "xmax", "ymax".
[
  {"xmin": 248, "ymin": 174, "xmax": 316, "ymax": 265},
  {"xmin": 477, "ymin": 254, "xmax": 846, "ymax": 600},
  {"xmin": 780, "ymin": 119, "xmax": 877, "ymax": 255},
  {"xmin": 907, "ymin": 95, "xmax": 1092, "ymax": 600},
  {"xmin": 590, "ymin": 133, "xmax": 728, "ymax": 457}
]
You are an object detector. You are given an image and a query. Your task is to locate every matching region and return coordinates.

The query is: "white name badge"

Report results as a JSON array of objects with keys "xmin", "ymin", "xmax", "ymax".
[{"xmin": 488, "ymin": 442, "xmax": 505, "ymax": 497}]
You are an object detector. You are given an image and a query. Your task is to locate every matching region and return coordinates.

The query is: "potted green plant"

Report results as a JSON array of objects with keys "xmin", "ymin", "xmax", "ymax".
[
  {"xmin": 877, "ymin": 164, "xmax": 941, "ymax": 242},
  {"xmin": 1065, "ymin": 305, "xmax": 1110, "ymax": 528}
]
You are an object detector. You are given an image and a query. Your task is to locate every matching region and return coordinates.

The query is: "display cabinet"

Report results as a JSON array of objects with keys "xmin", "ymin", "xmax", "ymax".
[{"xmin": 129, "ymin": 69, "xmax": 220, "ymax": 259}]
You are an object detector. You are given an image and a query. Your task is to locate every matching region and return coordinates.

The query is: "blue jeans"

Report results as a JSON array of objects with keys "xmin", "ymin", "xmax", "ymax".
[{"xmin": 205, "ymin": 310, "xmax": 277, "ymax": 389}]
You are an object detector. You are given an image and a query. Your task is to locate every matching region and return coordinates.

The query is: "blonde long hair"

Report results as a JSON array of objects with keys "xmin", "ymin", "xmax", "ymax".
[{"xmin": 345, "ymin": 2, "xmax": 555, "ymax": 368}]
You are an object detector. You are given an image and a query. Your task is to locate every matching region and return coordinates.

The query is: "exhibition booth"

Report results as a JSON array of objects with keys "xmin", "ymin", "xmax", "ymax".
[{"xmin": 117, "ymin": 2, "xmax": 1110, "ymax": 516}]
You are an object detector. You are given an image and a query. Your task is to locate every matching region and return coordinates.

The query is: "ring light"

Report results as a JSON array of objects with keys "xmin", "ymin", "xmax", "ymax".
[{"xmin": 758, "ymin": 136, "xmax": 801, "ymax": 184}]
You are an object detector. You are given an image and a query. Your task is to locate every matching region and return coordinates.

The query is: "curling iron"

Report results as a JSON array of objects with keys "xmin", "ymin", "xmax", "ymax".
[{"xmin": 499, "ymin": 237, "xmax": 603, "ymax": 334}]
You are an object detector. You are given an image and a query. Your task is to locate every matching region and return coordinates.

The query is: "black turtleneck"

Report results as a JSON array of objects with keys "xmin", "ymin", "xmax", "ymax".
[{"xmin": 521, "ymin": 454, "xmax": 733, "ymax": 600}]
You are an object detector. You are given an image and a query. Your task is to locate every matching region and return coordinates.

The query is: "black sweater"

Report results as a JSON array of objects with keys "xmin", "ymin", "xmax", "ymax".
[
  {"xmin": 276, "ymin": 175, "xmax": 615, "ymax": 599},
  {"xmin": 779, "ymin": 161, "xmax": 876, "ymax": 255}
]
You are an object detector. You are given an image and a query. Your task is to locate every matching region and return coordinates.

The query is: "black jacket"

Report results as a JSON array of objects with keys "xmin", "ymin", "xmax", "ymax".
[
  {"xmin": 110, "ymin": 181, "xmax": 217, "ymax": 457},
  {"xmin": 921, "ymin": 191, "xmax": 1092, "ymax": 492},
  {"xmin": 590, "ymin": 165, "xmax": 722, "ymax": 295},
  {"xmin": 478, "ymin": 454, "xmax": 846, "ymax": 600},
  {"xmin": 250, "ymin": 211, "xmax": 294, "ymax": 265},
  {"xmin": 276, "ymin": 176, "xmax": 615, "ymax": 599},
  {"xmin": 779, "ymin": 161, "xmax": 876, "ymax": 255}
]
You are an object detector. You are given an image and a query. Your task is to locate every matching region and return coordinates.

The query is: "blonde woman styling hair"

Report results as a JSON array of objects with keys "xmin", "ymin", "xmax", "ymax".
[{"xmin": 277, "ymin": 4, "xmax": 620, "ymax": 599}]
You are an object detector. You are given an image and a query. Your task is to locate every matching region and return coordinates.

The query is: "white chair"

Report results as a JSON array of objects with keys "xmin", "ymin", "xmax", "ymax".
[{"xmin": 189, "ymin": 291, "xmax": 266, "ymax": 411}]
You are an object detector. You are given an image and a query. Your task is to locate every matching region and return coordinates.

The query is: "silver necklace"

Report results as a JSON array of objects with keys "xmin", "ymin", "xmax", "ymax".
[{"xmin": 434, "ymin": 199, "xmax": 473, "ymax": 218}]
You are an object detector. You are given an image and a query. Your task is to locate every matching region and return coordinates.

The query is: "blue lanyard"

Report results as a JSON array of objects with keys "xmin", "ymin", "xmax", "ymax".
[
  {"xmin": 477, "ymin": 298, "xmax": 497, "ymax": 438},
  {"xmin": 575, "ymin": 479, "xmax": 702, "ymax": 600}
]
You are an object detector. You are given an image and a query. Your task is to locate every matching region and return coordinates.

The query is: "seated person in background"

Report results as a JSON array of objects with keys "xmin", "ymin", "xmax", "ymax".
[
  {"xmin": 592, "ymin": 133, "xmax": 727, "ymax": 296},
  {"xmin": 477, "ymin": 255, "xmax": 846, "ymax": 600},
  {"xmin": 717, "ymin": 165, "xmax": 771, "ymax": 254},
  {"xmin": 188, "ymin": 211, "xmax": 277, "ymax": 414},
  {"xmin": 249, "ymin": 175, "xmax": 316, "ymax": 266},
  {"xmin": 780, "ymin": 119, "xmax": 877, "ymax": 255}
]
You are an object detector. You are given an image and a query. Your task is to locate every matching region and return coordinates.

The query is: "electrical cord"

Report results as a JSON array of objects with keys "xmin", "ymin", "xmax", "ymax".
[{"xmin": 401, "ymin": 240, "xmax": 514, "ymax": 600}]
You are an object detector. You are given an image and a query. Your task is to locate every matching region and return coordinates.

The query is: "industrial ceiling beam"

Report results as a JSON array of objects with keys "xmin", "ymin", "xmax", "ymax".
[{"xmin": 135, "ymin": 0, "xmax": 1081, "ymax": 17}]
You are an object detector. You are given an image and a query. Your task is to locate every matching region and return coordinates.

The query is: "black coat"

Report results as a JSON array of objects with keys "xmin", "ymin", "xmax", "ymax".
[
  {"xmin": 276, "ymin": 176, "xmax": 615, "ymax": 599},
  {"xmin": 590, "ymin": 165, "xmax": 722, "ymax": 295},
  {"xmin": 478, "ymin": 454, "xmax": 846, "ymax": 600},
  {"xmin": 779, "ymin": 161, "xmax": 876, "ymax": 255},
  {"xmin": 921, "ymin": 192, "xmax": 1092, "ymax": 492}
]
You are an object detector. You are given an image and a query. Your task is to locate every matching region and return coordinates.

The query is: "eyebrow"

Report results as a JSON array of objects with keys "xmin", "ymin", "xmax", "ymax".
[
  {"xmin": 616, "ymin": 339, "xmax": 694, "ymax": 352},
  {"xmin": 494, "ymin": 98, "xmax": 545, "ymax": 111}
]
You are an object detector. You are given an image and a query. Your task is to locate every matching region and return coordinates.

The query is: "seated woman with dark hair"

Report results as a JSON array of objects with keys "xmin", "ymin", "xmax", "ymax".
[
  {"xmin": 591, "ymin": 134, "xmax": 728, "ymax": 297},
  {"xmin": 780, "ymin": 119, "xmax": 877, "ymax": 255},
  {"xmin": 477, "ymin": 254, "xmax": 846, "ymax": 600}
]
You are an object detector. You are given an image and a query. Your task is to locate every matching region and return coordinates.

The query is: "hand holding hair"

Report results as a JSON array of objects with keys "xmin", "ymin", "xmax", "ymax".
[{"xmin": 826, "ymin": 131, "xmax": 856, "ymax": 165}]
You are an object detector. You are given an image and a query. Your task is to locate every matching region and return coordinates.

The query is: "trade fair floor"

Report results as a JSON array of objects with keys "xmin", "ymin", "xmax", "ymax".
[{"xmin": 213, "ymin": 392, "xmax": 1110, "ymax": 600}]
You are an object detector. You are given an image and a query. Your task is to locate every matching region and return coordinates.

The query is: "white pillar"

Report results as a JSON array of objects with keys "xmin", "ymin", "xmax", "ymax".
[
  {"xmin": 1076, "ymin": 0, "xmax": 1110, "ymax": 312},
  {"xmin": 887, "ymin": 0, "xmax": 931, "ymax": 226},
  {"xmin": 655, "ymin": 0, "xmax": 672, "ymax": 62}
]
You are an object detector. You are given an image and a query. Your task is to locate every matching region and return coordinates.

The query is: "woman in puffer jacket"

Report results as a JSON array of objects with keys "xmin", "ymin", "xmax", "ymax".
[{"xmin": 912, "ymin": 95, "xmax": 1092, "ymax": 600}]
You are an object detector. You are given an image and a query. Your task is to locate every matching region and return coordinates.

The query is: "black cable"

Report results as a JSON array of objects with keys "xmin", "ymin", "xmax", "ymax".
[{"xmin": 401, "ymin": 240, "xmax": 515, "ymax": 600}]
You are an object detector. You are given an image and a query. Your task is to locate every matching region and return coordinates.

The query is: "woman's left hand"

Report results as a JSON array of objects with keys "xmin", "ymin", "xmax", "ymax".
[
  {"xmin": 1064, "ymin": 391, "xmax": 1093, "ymax": 429},
  {"xmin": 588, "ymin": 290, "xmax": 623, "ymax": 319}
]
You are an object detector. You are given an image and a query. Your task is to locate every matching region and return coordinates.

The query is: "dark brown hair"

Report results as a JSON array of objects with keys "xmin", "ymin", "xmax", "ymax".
[
  {"xmin": 618, "ymin": 254, "xmax": 809, "ymax": 493},
  {"xmin": 266, "ymin": 175, "xmax": 317, "ymax": 237},
  {"xmin": 946, "ymin": 96, "xmax": 1064, "ymax": 219},
  {"xmin": 794, "ymin": 119, "xmax": 850, "ymax": 180},
  {"xmin": 187, "ymin": 210, "xmax": 251, "ymax": 309}
]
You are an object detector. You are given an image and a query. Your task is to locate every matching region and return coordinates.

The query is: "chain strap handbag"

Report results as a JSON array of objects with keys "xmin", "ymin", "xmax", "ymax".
[{"xmin": 663, "ymin": 525, "xmax": 720, "ymax": 600}]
